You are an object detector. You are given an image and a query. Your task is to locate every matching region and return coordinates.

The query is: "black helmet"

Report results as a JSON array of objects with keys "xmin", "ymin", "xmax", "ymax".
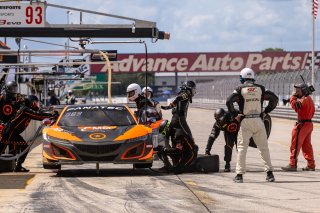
[
  {"xmin": 4, "ymin": 81, "xmax": 18, "ymax": 94},
  {"xmin": 182, "ymin": 81, "xmax": 197, "ymax": 96},
  {"xmin": 159, "ymin": 119, "xmax": 170, "ymax": 136},
  {"xmin": 294, "ymin": 83, "xmax": 310, "ymax": 96},
  {"xmin": 214, "ymin": 108, "xmax": 226, "ymax": 122},
  {"xmin": 25, "ymin": 95, "xmax": 39, "ymax": 110}
]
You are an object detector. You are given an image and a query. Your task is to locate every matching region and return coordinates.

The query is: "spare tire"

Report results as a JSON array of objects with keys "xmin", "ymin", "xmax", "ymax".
[
  {"xmin": 195, "ymin": 154, "xmax": 219, "ymax": 173},
  {"xmin": 0, "ymin": 154, "xmax": 15, "ymax": 172}
]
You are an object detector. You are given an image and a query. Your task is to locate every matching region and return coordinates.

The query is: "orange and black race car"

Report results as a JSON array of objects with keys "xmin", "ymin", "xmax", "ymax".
[{"xmin": 42, "ymin": 104, "xmax": 154, "ymax": 170}]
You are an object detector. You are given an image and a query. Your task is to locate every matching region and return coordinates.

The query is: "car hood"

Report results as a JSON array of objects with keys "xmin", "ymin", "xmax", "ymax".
[{"xmin": 43, "ymin": 125, "xmax": 151, "ymax": 142}]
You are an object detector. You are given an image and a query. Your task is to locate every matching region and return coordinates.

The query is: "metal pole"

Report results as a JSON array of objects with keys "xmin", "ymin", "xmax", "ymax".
[
  {"xmin": 16, "ymin": 39, "xmax": 21, "ymax": 93},
  {"xmin": 0, "ymin": 61, "xmax": 121, "ymax": 68},
  {"xmin": 43, "ymin": 76, "xmax": 47, "ymax": 106},
  {"xmin": 0, "ymin": 49, "xmax": 118, "ymax": 54},
  {"xmin": 21, "ymin": 38, "xmax": 79, "ymax": 49},
  {"xmin": 46, "ymin": 2, "xmax": 149, "ymax": 24},
  {"xmin": 175, "ymin": 72, "xmax": 178, "ymax": 92},
  {"xmin": 91, "ymin": 41, "xmax": 150, "ymax": 44},
  {"xmin": 312, "ymin": 6, "xmax": 315, "ymax": 92},
  {"xmin": 67, "ymin": 11, "xmax": 72, "ymax": 66},
  {"xmin": 99, "ymin": 51, "xmax": 112, "ymax": 104}
]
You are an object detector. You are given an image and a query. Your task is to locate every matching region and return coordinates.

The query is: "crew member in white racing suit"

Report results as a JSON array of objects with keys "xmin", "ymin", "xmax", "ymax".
[{"xmin": 226, "ymin": 68, "xmax": 278, "ymax": 183}]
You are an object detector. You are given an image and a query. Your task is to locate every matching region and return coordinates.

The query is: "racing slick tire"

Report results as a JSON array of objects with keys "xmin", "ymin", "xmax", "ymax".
[
  {"xmin": 194, "ymin": 154, "xmax": 220, "ymax": 173},
  {"xmin": 133, "ymin": 163, "xmax": 153, "ymax": 169},
  {"xmin": 0, "ymin": 154, "xmax": 15, "ymax": 172}
]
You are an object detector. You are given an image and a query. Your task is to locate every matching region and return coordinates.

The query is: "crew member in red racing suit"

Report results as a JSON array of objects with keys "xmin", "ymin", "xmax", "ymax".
[
  {"xmin": 0, "ymin": 95, "xmax": 57, "ymax": 172},
  {"xmin": 281, "ymin": 83, "xmax": 315, "ymax": 171}
]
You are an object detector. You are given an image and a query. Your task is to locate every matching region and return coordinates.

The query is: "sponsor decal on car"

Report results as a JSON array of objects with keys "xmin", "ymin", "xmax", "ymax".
[
  {"xmin": 79, "ymin": 126, "xmax": 116, "ymax": 132},
  {"xmin": 89, "ymin": 133, "xmax": 106, "ymax": 140},
  {"xmin": 66, "ymin": 106, "xmax": 125, "ymax": 111}
]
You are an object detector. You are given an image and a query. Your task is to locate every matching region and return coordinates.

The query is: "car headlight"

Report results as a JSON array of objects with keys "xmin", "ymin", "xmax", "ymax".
[{"xmin": 43, "ymin": 134, "xmax": 71, "ymax": 144}]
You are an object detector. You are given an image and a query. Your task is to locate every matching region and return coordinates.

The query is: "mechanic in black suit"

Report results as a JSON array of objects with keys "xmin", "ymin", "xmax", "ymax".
[
  {"xmin": 1, "ymin": 95, "xmax": 57, "ymax": 172},
  {"xmin": 205, "ymin": 108, "xmax": 240, "ymax": 172},
  {"xmin": 0, "ymin": 81, "xmax": 23, "ymax": 155}
]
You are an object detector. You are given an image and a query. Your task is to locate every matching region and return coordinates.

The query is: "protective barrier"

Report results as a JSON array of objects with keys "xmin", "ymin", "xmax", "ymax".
[{"xmin": 195, "ymin": 69, "xmax": 320, "ymax": 106}]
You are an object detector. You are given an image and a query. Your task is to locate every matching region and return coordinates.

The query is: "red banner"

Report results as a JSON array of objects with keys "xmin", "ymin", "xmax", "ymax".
[{"xmin": 90, "ymin": 52, "xmax": 317, "ymax": 74}]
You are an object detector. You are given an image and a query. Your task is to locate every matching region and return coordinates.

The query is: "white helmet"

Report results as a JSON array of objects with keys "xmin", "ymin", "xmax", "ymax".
[
  {"xmin": 126, "ymin": 83, "xmax": 141, "ymax": 102},
  {"xmin": 68, "ymin": 89, "xmax": 73, "ymax": 94},
  {"xmin": 240, "ymin": 68, "xmax": 255, "ymax": 83},
  {"xmin": 142, "ymin": 86, "xmax": 153, "ymax": 93},
  {"xmin": 142, "ymin": 86, "xmax": 153, "ymax": 98}
]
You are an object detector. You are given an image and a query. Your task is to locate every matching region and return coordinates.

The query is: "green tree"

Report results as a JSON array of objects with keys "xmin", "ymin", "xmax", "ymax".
[
  {"xmin": 262, "ymin": 48, "xmax": 285, "ymax": 52},
  {"xmin": 112, "ymin": 72, "xmax": 155, "ymax": 95}
]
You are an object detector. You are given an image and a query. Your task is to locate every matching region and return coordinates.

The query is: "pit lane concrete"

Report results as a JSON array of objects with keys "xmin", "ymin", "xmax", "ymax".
[{"xmin": 1, "ymin": 107, "xmax": 320, "ymax": 213}]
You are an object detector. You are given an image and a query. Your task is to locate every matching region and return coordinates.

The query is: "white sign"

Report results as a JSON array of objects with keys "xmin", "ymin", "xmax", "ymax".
[{"xmin": 0, "ymin": 2, "xmax": 45, "ymax": 27}]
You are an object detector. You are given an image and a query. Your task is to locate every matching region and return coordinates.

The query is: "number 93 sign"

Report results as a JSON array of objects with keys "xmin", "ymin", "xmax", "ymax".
[{"xmin": 0, "ymin": 2, "xmax": 45, "ymax": 27}]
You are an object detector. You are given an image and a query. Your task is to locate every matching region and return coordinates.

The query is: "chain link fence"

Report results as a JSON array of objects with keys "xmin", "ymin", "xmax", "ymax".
[{"xmin": 195, "ymin": 70, "xmax": 320, "ymax": 107}]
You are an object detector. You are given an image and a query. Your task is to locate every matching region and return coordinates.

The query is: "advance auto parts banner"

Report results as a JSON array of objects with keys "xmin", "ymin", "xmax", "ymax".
[{"xmin": 90, "ymin": 52, "xmax": 317, "ymax": 74}]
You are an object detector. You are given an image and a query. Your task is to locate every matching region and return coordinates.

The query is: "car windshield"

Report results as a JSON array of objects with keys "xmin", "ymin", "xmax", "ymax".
[{"xmin": 58, "ymin": 105, "xmax": 136, "ymax": 127}]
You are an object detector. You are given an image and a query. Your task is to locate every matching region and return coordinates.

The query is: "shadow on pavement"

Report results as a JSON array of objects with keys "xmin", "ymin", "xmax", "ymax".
[
  {"xmin": 0, "ymin": 174, "xmax": 35, "ymax": 189},
  {"xmin": 51, "ymin": 167, "xmax": 219, "ymax": 178},
  {"xmin": 51, "ymin": 168, "xmax": 173, "ymax": 178}
]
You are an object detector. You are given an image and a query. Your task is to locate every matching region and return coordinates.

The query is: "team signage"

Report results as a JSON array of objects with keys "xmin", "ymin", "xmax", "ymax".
[
  {"xmin": 0, "ymin": 2, "xmax": 46, "ymax": 27},
  {"xmin": 90, "ymin": 52, "xmax": 318, "ymax": 74}
]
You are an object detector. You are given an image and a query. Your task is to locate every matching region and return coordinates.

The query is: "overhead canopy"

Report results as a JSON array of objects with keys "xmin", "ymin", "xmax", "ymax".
[
  {"xmin": 0, "ymin": 27, "xmax": 168, "ymax": 39},
  {"xmin": 0, "ymin": 2, "xmax": 169, "ymax": 40}
]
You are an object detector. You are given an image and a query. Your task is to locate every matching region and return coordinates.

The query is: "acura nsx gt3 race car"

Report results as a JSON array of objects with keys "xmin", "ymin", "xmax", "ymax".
[{"xmin": 42, "ymin": 104, "xmax": 154, "ymax": 170}]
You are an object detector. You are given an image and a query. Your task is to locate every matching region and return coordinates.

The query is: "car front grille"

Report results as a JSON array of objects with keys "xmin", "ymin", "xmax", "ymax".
[
  {"xmin": 74, "ymin": 143, "xmax": 121, "ymax": 155},
  {"xmin": 79, "ymin": 155, "xmax": 117, "ymax": 162}
]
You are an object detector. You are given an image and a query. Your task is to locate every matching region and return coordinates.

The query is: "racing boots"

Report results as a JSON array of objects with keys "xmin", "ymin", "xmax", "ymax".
[
  {"xmin": 224, "ymin": 162, "xmax": 231, "ymax": 172},
  {"xmin": 205, "ymin": 149, "xmax": 211, "ymax": 156},
  {"xmin": 281, "ymin": 164, "xmax": 297, "ymax": 171},
  {"xmin": 302, "ymin": 166, "xmax": 315, "ymax": 171},
  {"xmin": 233, "ymin": 174, "xmax": 243, "ymax": 183},
  {"xmin": 266, "ymin": 171, "xmax": 275, "ymax": 182},
  {"xmin": 14, "ymin": 164, "xmax": 30, "ymax": 172}
]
